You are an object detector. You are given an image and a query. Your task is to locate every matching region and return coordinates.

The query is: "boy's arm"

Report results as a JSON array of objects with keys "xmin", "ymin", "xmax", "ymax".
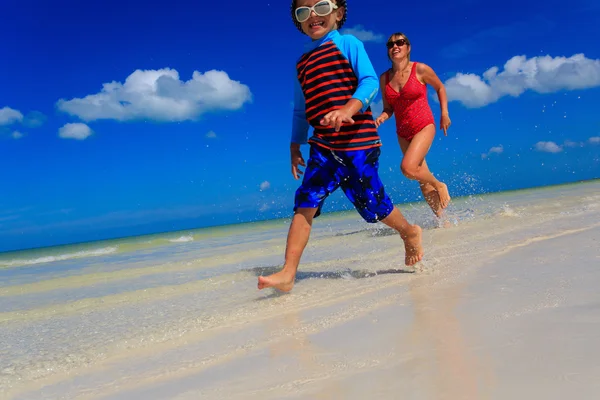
[
  {"xmin": 320, "ymin": 35, "xmax": 379, "ymax": 131},
  {"xmin": 337, "ymin": 35, "xmax": 379, "ymax": 112},
  {"xmin": 291, "ymin": 74, "xmax": 308, "ymax": 179},
  {"xmin": 291, "ymin": 74, "xmax": 309, "ymax": 145}
]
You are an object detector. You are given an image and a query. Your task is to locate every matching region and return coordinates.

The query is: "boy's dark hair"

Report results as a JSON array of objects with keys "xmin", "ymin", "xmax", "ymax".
[{"xmin": 290, "ymin": 0, "xmax": 347, "ymax": 34}]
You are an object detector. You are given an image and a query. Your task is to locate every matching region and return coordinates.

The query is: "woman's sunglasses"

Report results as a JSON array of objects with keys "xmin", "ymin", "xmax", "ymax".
[
  {"xmin": 295, "ymin": 0, "xmax": 338, "ymax": 23},
  {"xmin": 386, "ymin": 39, "xmax": 408, "ymax": 49}
]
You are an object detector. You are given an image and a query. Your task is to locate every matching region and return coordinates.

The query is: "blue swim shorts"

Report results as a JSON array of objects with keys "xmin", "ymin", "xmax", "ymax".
[{"xmin": 294, "ymin": 145, "xmax": 395, "ymax": 223}]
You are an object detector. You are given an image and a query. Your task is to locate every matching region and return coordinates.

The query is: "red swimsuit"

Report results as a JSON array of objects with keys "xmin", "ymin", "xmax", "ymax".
[{"xmin": 384, "ymin": 62, "xmax": 434, "ymax": 141}]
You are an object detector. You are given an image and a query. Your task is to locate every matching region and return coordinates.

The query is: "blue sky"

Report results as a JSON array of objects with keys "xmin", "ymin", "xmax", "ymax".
[{"xmin": 1, "ymin": 0, "xmax": 599, "ymax": 252}]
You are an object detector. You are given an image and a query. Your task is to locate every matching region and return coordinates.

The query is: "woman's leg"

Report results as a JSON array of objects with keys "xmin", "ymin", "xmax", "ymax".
[{"xmin": 398, "ymin": 124, "xmax": 451, "ymax": 212}]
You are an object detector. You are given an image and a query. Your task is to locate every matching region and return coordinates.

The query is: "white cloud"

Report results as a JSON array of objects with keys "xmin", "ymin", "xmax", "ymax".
[
  {"xmin": 481, "ymin": 144, "xmax": 504, "ymax": 159},
  {"xmin": 0, "ymin": 108, "xmax": 45, "ymax": 129},
  {"xmin": 535, "ymin": 141, "xmax": 563, "ymax": 153},
  {"xmin": 489, "ymin": 145, "xmax": 504, "ymax": 154},
  {"xmin": 341, "ymin": 25, "xmax": 385, "ymax": 43},
  {"xmin": 56, "ymin": 68, "xmax": 252, "ymax": 123},
  {"xmin": 564, "ymin": 140, "xmax": 584, "ymax": 148},
  {"xmin": 12, "ymin": 131, "xmax": 24, "ymax": 139},
  {"xmin": 59, "ymin": 123, "xmax": 93, "ymax": 140},
  {"xmin": 445, "ymin": 53, "xmax": 600, "ymax": 108},
  {"xmin": 589, "ymin": 136, "xmax": 600, "ymax": 144},
  {"xmin": 259, "ymin": 181, "xmax": 271, "ymax": 191},
  {"xmin": 206, "ymin": 130, "xmax": 217, "ymax": 139},
  {"xmin": 23, "ymin": 111, "xmax": 46, "ymax": 128},
  {"xmin": 0, "ymin": 107, "xmax": 24, "ymax": 126},
  {"xmin": 0, "ymin": 214, "xmax": 21, "ymax": 223}
]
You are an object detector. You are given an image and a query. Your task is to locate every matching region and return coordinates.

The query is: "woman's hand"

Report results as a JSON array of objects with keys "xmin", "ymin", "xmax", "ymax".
[
  {"xmin": 440, "ymin": 113, "xmax": 451, "ymax": 136},
  {"xmin": 375, "ymin": 114, "xmax": 387, "ymax": 128}
]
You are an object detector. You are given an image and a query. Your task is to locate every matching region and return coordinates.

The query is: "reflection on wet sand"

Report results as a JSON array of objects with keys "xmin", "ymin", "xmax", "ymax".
[
  {"xmin": 265, "ymin": 309, "xmax": 346, "ymax": 399},
  {"xmin": 404, "ymin": 276, "xmax": 495, "ymax": 400}
]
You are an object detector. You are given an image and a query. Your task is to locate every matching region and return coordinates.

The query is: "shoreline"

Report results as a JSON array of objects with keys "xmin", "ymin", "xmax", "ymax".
[{"xmin": 1, "ymin": 177, "xmax": 599, "ymax": 257}]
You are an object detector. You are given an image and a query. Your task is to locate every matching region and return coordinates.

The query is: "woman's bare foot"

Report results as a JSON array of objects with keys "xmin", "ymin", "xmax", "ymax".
[
  {"xmin": 435, "ymin": 211, "xmax": 453, "ymax": 229},
  {"xmin": 257, "ymin": 269, "xmax": 295, "ymax": 292},
  {"xmin": 440, "ymin": 219, "xmax": 453, "ymax": 228},
  {"xmin": 435, "ymin": 182, "xmax": 451, "ymax": 208},
  {"xmin": 403, "ymin": 225, "xmax": 424, "ymax": 266}
]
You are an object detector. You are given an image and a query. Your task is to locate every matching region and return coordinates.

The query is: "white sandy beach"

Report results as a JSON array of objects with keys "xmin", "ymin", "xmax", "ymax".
[{"xmin": 1, "ymin": 181, "xmax": 600, "ymax": 399}]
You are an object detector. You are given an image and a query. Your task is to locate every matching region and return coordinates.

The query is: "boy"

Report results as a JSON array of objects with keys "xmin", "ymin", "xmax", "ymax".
[{"xmin": 258, "ymin": 0, "xmax": 423, "ymax": 292}]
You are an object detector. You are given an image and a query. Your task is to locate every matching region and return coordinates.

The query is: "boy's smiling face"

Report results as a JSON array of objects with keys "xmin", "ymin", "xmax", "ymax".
[{"xmin": 296, "ymin": 0, "xmax": 344, "ymax": 40}]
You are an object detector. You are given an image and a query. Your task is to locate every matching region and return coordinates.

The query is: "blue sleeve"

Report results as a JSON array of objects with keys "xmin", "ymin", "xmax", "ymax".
[
  {"xmin": 333, "ymin": 34, "xmax": 379, "ymax": 112},
  {"xmin": 291, "ymin": 71, "xmax": 309, "ymax": 144}
]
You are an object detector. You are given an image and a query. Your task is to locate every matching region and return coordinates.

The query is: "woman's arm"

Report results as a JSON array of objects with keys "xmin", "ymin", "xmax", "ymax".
[{"xmin": 418, "ymin": 63, "xmax": 451, "ymax": 135}]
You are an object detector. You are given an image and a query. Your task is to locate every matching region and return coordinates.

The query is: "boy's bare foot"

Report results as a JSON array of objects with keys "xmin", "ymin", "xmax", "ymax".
[
  {"xmin": 403, "ymin": 225, "xmax": 424, "ymax": 266},
  {"xmin": 257, "ymin": 269, "xmax": 295, "ymax": 292},
  {"xmin": 435, "ymin": 182, "xmax": 451, "ymax": 208}
]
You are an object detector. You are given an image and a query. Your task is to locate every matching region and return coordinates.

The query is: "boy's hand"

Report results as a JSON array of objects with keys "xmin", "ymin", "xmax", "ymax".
[
  {"xmin": 290, "ymin": 144, "xmax": 306, "ymax": 180},
  {"xmin": 320, "ymin": 108, "xmax": 355, "ymax": 132}
]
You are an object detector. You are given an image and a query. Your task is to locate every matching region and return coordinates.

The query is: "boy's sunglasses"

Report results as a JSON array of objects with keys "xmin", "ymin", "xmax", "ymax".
[
  {"xmin": 295, "ymin": 0, "xmax": 339, "ymax": 23},
  {"xmin": 386, "ymin": 39, "xmax": 408, "ymax": 49}
]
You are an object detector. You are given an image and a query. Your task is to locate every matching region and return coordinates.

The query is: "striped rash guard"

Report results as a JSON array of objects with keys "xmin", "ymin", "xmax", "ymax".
[{"xmin": 292, "ymin": 30, "xmax": 380, "ymax": 151}]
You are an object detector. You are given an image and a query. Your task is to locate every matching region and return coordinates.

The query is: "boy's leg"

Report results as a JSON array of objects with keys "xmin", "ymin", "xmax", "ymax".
[
  {"xmin": 258, "ymin": 145, "xmax": 340, "ymax": 292},
  {"xmin": 340, "ymin": 147, "xmax": 424, "ymax": 266},
  {"xmin": 257, "ymin": 207, "xmax": 317, "ymax": 292},
  {"xmin": 380, "ymin": 208, "xmax": 423, "ymax": 266}
]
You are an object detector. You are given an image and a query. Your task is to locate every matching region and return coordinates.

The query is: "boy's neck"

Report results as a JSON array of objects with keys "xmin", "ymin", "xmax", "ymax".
[{"xmin": 311, "ymin": 28, "xmax": 338, "ymax": 42}]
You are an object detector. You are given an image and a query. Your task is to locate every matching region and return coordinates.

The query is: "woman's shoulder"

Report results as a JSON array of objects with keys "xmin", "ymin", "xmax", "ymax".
[
  {"xmin": 379, "ymin": 68, "xmax": 391, "ymax": 81},
  {"xmin": 413, "ymin": 62, "xmax": 434, "ymax": 82},
  {"xmin": 414, "ymin": 61, "xmax": 432, "ymax": 73}
]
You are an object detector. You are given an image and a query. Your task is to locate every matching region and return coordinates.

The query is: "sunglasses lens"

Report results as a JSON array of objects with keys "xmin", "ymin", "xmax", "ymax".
[
  {"xmin": 295, "ymin": 7, "xmax": 310, "ymax": 22},
  {"xmin": 387, "ymin": 39, "xmax": 406, "ymax": 49},
  {"xmin": 314, "ymin": 1, "xmax": 332, "ymax": 16}
]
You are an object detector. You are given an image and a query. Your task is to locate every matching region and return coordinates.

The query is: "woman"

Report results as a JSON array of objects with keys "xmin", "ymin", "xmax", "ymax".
[{"xmin": 375, "ymin": 32, "xmax": 452, "ymax": 222}]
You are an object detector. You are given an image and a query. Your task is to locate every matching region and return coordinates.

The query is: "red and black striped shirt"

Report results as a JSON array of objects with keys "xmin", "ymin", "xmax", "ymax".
[{"xmin": 296, "ymin": 40, "xmax": 380, "ymax": 151}]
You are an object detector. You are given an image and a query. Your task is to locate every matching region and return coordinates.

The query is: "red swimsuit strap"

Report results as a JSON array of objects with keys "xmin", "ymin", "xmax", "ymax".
[{"xmin": 410, "ymin": 62, "xmax": 418, "ymax": 82}]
